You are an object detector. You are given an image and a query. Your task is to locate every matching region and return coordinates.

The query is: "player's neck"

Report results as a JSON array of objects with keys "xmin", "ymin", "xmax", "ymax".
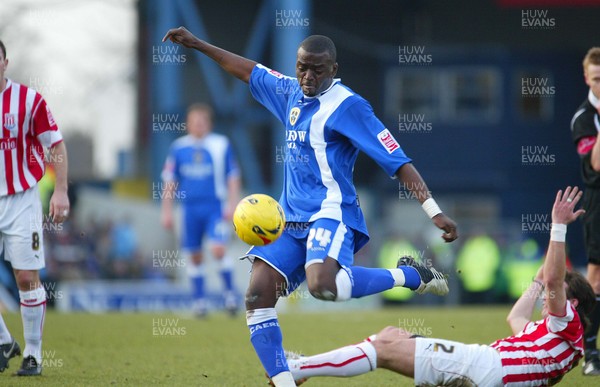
[
  {"xmin": 0, "ymin": 78, "xmax": 6, "ymax": 93},
  {"xmin": 589, "ymin": 89, "xmax": 600, "ymax": 109}
]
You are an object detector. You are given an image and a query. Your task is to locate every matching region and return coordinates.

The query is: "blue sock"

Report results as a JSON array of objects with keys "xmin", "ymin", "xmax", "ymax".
[
  {"xmin": 220, "ymin": 270, "xmax": 233, "ymax": 292},
  {"xmin": 248, "ymin": 310, "xmax": 288, "ymax": 377},
  {"xmin": 344, "ymin": 266, "xmax": 422, "ymax": 298},
  {"xmin": 398, "ymin": 266, "xmax": 421, "ymax": 290},
  {"xmin": 347, "ymin": 266, "xmax": 395, "ymax": 298},
  {"xmin": 191, "ymin": 275, "xmax": 205, "ymax": 300}
]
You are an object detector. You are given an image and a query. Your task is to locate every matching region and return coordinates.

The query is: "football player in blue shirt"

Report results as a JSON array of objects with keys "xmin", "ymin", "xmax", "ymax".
[
  {"xmin": 161, "ymin": 103, "xmax": 241, "ymax": 317},
  {"xmin": 163, "ymin": 28, "xmax": 458, "ymax": 386}
]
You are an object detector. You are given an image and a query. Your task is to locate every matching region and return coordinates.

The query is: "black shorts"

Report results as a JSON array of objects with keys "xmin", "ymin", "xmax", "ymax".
[{"xmin": 583, "ymin": 187, "xmax": 600, "ymax": 265}]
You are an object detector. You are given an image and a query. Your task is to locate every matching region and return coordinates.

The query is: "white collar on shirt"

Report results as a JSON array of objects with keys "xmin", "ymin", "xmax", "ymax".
[{"xmin": 588, "ymin": 89, "xmax": 600, "ymax": 109}]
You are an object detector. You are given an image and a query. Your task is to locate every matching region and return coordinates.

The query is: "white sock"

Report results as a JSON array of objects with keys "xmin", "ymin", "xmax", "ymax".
[
  {"xmin": 288, "ymin": 341, "xmax": 377, "ymax": 380},
  {"xmin": 335, "ymin": 267, "xmax": 352, "ymax": 301},
  {"xmin": 0, "ymin": 314, "xmax": 12, "ymax": 344},
  {"xmin": 19, "ymin": 286, "xmax": 46, "ymax": 362},
  {"xmin": 388, "ymin": 269, "xmax": 407, "ymax": 287},
  {"xmin": 187, "ymin": 262, "xmax": 205, "ymax": 278},
  {"xmin": 219, "ymin": 255, "xmax": 233, "ymax": 270},
  {"xmin": 271, "ymin": 371, "xmax": 296, "ymax": 387}
]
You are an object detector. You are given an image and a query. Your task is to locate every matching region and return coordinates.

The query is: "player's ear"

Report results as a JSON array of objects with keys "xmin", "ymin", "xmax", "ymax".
[
  {"xmin": 331, "ymin": 62, "xmax": 338, "ymax": 77},
  {"xmin": 584, "ymin": 68, "xmax": 592, "ymax": 87},
  {"xmin": 570, "ymin": 298, "xmax": 579, "ymax": 308}
]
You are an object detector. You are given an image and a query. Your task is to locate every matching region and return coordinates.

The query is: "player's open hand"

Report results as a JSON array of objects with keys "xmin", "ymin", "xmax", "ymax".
[
  {"xmin": 162, "ymin": 26, "xmax": 199, "ymax": 48},
  {"xmin": 432, "ymin": 213, "xmax": 458, "ymax": 243},
  {"xmin": 552, "ymin": 186, "xmax": 585, "ymax": 225}
]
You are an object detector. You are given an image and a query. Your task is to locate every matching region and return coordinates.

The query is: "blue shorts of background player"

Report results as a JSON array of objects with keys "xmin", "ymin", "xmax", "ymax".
[
  {"xmin": 182, "ymin": 203, "xmax": 227, "ymax": 251},
  {"xmin": 182, "ymin": 202, "xmax": 237, "ymax": 316}
]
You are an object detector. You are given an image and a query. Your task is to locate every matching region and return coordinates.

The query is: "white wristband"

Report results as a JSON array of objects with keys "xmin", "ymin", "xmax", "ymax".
[
  {"xmin": 550, "ymin": 223, "xmax": 567, "ymax": 242},
  {"xmin": 422, "ymin": 198, "xmax": 442, "ymax": 219}
]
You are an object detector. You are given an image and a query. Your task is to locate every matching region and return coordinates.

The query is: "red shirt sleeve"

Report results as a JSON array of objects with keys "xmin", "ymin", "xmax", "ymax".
[
  {"xmin": 32, "ymin": 97, "xmax": 62, "ymax": 147},
  {"xmin": 577, "ymin": 135, "xmax": 596, "ymax": 155}
]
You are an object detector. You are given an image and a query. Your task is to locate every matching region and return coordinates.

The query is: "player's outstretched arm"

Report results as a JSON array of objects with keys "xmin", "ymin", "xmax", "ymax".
[
  {"xmin": 544, "ymin": 186, "xmax": 585, "ymax": 315},
  {"xmin": 506, "ymin": 265, "xmax": 544, "ymax": 334},
  {"xmin": 395, "ymin": 163, "xmax": 458, "ymax": 242},
  {"xmin": 506, "ymin": 187, "xmax": 584, "ymax": 333},
  {"xmin": 162, "ymin": 26, "xmax": 257, "ymax": 83}
]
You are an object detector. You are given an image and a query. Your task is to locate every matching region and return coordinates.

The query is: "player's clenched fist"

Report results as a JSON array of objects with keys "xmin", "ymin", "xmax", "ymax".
[{"xmin": 432, "ymin": 213, "xmax": 458, "ymax": 243}]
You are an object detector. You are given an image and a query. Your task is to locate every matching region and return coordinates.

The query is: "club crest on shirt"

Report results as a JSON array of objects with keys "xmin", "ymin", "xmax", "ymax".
[
  {"xmin": 3, "ymin": 113, "xmax": 16, "ymax": 131},
  {"xmin": 194, "ymin": 151, "xmax": 203, "ymax": 163},
  {"xmin": 377, "ymin": 128, "xmax": 400, "ymax": 154},
  {"xmin": 289, "ymin": 107, "xmax": 301, "ymax": 126}
]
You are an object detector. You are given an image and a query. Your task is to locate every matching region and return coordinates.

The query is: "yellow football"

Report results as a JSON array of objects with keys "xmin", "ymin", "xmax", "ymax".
[{"xmin": 232, "ymin": 194, "xmax": 286, "ymax": 246}]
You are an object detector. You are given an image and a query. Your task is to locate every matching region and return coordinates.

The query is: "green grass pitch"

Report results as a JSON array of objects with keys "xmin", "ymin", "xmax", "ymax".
[{"xmin": 0, "ymin": 306, "xmax": 591, "ymax": 386}]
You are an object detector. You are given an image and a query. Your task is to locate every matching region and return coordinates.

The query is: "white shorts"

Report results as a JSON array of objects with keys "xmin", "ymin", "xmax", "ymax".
[
  {"xmin": 0, "ymin": 185, "xmax": 45, "ymax": 270},
  {"xmin": 414, "ymin": 338, "xmax": 503, "ymax": 387}
]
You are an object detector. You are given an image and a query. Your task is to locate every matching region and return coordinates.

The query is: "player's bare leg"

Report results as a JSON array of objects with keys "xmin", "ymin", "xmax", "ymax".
[
  {"xmin": 245, "ymin": 259, "xmax": 296, "ymax": 387},
  {"xmin": 584, "ymin": 262, "xmax": 600, "ymax": 375},
  {"xmin": 211, "ymin": 243, "xmax": 237, "ymax": 315},
  {"xmin": 245, "ymin": 259, "xmax": 281, "ymax": 311},
  {"xmin": 305, "ymin": 257, "xmax": 340, "ymax": 300},
  {"xmin": 13, "ymin": 269, "xmax": 45, "ymax": 376},
  {"xmin": 371, "ymin": 326, "xmax": 416, "ymax": 377}
]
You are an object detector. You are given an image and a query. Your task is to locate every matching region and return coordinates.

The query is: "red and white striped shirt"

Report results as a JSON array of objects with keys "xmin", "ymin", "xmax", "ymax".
[
  {"xmin": 0, "ymin": 79, "xmax": 62, "ymax": 196},
  {"xmin": 490, "ymin": 301, "xmax": 583, "ymax": 386}
]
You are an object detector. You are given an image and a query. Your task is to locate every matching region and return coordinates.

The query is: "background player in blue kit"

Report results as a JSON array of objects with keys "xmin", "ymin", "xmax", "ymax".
[
  {"xmin": 161, "ymin": 103, "xmax": 241, "ymax": 317},
  {"xmin": 163, "ymin": 28, "xmax": 458, "ymax": 386}
]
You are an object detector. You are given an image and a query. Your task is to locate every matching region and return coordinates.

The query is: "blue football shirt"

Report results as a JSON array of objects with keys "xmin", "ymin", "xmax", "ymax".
[
  {"xmin": 162, "ymin": 133, "xmax": 239, "ymax": 205},
  {"xmin": 249, "ymin": 64, "xmax": 411, "ymax": 250}
]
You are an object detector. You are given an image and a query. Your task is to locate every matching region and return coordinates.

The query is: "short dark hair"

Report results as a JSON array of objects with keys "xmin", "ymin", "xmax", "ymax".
[
  {"xmin": 565, "ymin": 270, "xmax": 596, "ymax": 333},
  {"xmin": 299, "ymin": 35, "xmax": 336, "ymax": 62},
  {"xmin": 0, "ymin": 40, "xmax": 6, "ymax": 60}
]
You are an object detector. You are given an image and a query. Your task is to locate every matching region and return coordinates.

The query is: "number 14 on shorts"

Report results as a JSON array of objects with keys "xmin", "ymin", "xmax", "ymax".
[{"xmin": 307, "ymin": 227, "xmax": 332, "ymax": 249}]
